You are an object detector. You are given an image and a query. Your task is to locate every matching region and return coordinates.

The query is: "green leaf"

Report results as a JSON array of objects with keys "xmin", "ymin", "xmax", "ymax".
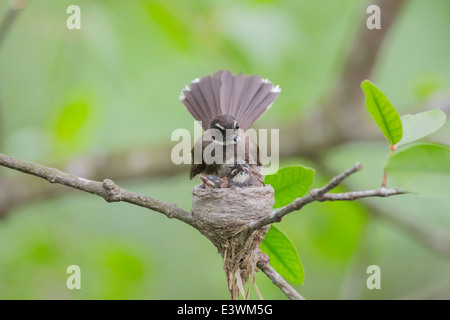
[
  {"xmin": 54, "ymin": 101, "xmax": 89, "ymax": 141},
  {"xmin": 260, "ymin": 225, "xmax": 304, "ymax": 284},
  {"xmin": 398, "ymin": 109, "xmax": 447, "ymax": 147},
  {"xmin": 265, "ymin": 166, "xmax": 315, "ymax": 208},
  {"xmin": 387, "ymin": 143, "xmax": 450, "ymax": 196},
  {"xmin": 361, "ymin": 80, "xmax": 403, "ymax": 147}
]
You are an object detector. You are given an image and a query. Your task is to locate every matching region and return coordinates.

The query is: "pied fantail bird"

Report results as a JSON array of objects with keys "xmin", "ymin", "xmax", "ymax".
[{"xmin": 179, "ymin": 70, "xmax": 281, "ymax": 179}]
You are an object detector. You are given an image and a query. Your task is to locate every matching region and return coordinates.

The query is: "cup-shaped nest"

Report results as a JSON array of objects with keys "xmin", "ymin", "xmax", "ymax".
[{"xmin": 192, "ymin": 185, "xmax": 274, "ymax": 240}]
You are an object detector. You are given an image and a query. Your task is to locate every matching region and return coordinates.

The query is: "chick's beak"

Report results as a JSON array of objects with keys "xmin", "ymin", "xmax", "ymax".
[{"xmin": 200, "ymin": 176, "xmax": 215, "ymax": 188}]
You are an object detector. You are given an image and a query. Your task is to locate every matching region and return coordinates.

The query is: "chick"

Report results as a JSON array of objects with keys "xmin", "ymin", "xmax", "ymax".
[
  {"xmin": 199, "ymin": 175, "xmax": 227, "ymax": 189},
  {"xmin": 227, "ymin": 163, "xmax": 264, "ymax": 188}
]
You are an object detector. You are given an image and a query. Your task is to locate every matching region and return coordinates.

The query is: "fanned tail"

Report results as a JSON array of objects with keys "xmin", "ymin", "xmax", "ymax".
[{"xmin": 180, "ymin": 70, "xmax": 280, "ymax": 131}]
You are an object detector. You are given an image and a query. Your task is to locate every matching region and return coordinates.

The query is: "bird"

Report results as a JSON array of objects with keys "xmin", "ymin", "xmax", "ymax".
[
  {"xmin": 199, "ymin": 163, "xmax": 264, "ymax": 189},
  {"xmin": 227, "ymin": 163, "xmax": 264, "ymax": 188},
  {"xmin": 179, "ymin": 70, "xmax": 281, "ymax": 179},
  {"xmin": 199, "ymin": 175, "xmax": 226, "ymax": 189}
]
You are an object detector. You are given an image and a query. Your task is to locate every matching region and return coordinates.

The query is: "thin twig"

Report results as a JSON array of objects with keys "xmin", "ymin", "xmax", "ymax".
[
  {"xmin": 310, "ymin": 162, "xmax": 362, "ymax": 198},
  {"xmin": 0, "ymin": 153, "xmax": 196, "ymax": 227},
  {"xmin": 257, "ymin": 254, "xmax": 305, "ymax": 300},
  {"xmin": 317, "ymin": 188, "xmax": 404, "ymax": 201},
  {"xmin": 248, "ymin": 163, "xmax": 404, "ymax": 232}
]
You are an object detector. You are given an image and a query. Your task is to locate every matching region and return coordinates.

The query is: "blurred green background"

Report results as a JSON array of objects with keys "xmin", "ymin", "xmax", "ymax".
[{"xmin": 0, "ymin": 0, "xmax": 449, "ymax": 299}]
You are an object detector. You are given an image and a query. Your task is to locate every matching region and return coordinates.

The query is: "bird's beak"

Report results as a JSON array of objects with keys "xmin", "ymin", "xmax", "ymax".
[{"xmin": 200, "ymin": 176, "xmax": 215, "ymax": 188}]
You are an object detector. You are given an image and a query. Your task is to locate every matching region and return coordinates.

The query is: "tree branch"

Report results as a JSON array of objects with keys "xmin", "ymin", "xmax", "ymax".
[
  {"xmin": 0, "ymin": 145, "xmax": 186, "ymax": 218},
  {"xmin": 247, "ymin": 162, "xmax": 405, "ymax": 233},
  {"xmin": 0, "ymin": 152, "xmax": 405, "ymax": 301},
  {"xmin": 0, "ymin": 152, "xmax": 196, "ymax": 227},
  {"xmin": 257, "ymin": 254, "xmax": 305, "ymax": 300}
]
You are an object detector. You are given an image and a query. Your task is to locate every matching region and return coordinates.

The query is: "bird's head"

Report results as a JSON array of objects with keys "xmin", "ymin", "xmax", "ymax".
[
  {"xmin": 208, "ymin": 114, "xmax": 241, "ymax": 145},
  {"xmin": 199, "ymin": 175, "xmax": 223, "ymax": 189},
  {"xmin": 228, "ymin": 163, "xmax": 251, "ymax": 184}
]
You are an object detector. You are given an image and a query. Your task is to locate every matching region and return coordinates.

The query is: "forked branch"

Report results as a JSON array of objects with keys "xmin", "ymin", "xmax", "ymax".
[
  {"xmin": 0, "ymin": 153, "xmax": 405, "ymax": 300},
  {"xmin": 247, "ymin": 163, "xmax": 404, "ymax": 233}
]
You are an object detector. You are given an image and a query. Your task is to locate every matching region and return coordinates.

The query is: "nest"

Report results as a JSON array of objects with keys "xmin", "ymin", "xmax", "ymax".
[{"xmin": 192, "ymin": 185, "xmax": 274, "ymax": 299}]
